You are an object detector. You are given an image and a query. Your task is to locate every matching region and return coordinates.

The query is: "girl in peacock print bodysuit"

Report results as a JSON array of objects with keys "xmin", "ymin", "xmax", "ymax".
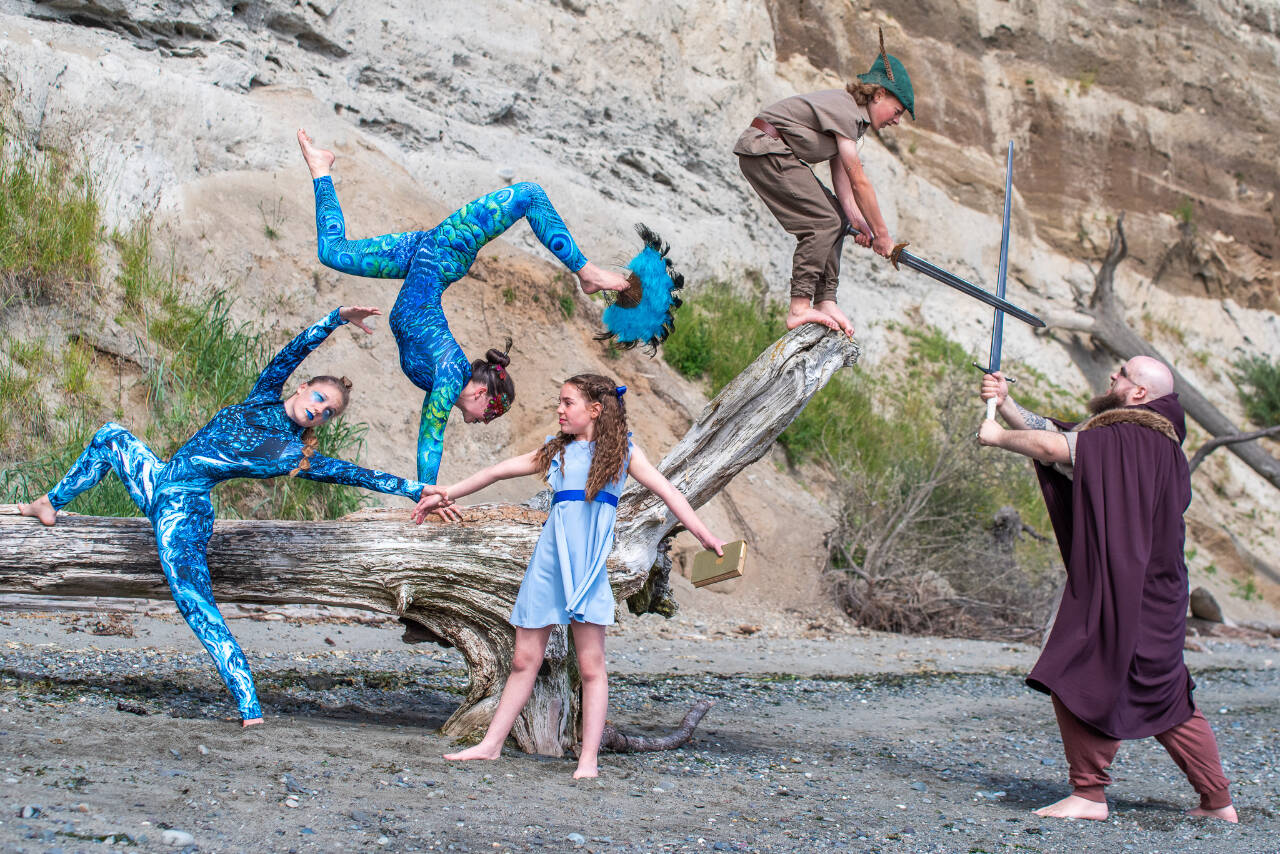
[
  {"xmin": 19, "ymin": 306, "xmax": 443, "ymax": 726},
  {"xmin": 297, "ymin": 130, "xmax": 631, "ymax": 486}
]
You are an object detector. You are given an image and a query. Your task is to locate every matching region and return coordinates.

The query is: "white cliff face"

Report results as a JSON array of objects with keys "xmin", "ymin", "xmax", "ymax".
[{"xmin": 1, "ymin": 0, "xmax": 1277, "ymax": 609}]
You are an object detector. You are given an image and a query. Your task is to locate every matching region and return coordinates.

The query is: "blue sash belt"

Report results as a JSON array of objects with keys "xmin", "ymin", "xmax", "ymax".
[{"xmin": 552, "ymin": 489, "xmax": 619, "ymax": 507}]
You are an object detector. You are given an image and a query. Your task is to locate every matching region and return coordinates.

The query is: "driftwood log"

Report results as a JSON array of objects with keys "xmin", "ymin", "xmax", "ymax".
[
  {"xmin": 0, "ymin": 325, "xmax": 860, "ymax": 754},
  {"xmin": 1038, "ymin": 213, "xmax": 1280, "ymax": 491}
]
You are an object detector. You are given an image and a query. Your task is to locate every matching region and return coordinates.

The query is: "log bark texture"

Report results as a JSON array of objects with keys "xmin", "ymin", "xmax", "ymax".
[
  {"xmin": 0, "ymin": 325, "xmax": 860, "ymax": 754},
  {"xmin": 1040, "ymin": 214, "xmax": 1280, "ymax": 491}
]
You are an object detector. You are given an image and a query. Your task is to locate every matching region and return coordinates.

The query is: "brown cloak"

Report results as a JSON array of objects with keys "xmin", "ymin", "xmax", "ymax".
[{"xmin": 1027, "ymin": 393, "xmax": 1196, "ymax": 739}]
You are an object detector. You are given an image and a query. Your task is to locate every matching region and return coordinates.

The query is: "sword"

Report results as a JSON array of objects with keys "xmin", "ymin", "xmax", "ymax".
[
  {"xmin": 977, "ymin": 141, "xmax": 1015, "ymax": 420},
  {"xmin": 845, "ymin": 217, "xmax": 1043, "ymax": 330}
]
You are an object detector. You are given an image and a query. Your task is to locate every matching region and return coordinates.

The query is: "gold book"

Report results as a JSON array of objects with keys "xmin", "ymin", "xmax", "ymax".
[{"xmin": 691, "ymin": 540, "xmax": 748, "ymax": 588}]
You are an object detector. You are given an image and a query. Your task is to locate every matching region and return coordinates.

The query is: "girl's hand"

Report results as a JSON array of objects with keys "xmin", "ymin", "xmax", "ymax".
[
  {"xmin": 339, "ymin": 305, "xmax": 382, "ymax": 334},
  {"xmin": 699, "ymin": 534, "xmax": 727, "ymax": 557},
  {"xmin": 412, "ymin": 488, "xmax": 457, "ymax": 524}
]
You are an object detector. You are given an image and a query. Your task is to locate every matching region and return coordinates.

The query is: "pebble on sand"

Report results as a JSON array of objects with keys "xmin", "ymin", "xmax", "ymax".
[{"xmin": 161, "ymin": 829, "xmax": 195, "ymax": 846}]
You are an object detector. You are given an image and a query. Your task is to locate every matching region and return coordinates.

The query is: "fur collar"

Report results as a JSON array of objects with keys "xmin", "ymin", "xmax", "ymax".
[{"xmin": 1077, "ymin": 407, "xmax": 1182, "ymax": 446}]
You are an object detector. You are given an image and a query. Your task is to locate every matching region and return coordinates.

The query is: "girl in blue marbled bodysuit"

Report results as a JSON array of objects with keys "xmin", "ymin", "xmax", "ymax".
[
  {"xmin": 19, "ymin": 306, "xmax": 438, "ymax": 725},
  {"xmin": 297, "ymin": 130, "xmax": 630, "ymax": 486}
]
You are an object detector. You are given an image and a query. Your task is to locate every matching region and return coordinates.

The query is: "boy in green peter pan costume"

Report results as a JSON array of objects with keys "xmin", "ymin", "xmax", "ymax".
[{"xmin": 734, "ymin": 28, "xmax": 915, "ymax": 337}]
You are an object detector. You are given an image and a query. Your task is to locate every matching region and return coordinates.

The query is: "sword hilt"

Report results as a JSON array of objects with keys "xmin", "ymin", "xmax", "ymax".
[{"xmin": 972, "ymin": 362, "xmax": 1016, "ymax": 384}]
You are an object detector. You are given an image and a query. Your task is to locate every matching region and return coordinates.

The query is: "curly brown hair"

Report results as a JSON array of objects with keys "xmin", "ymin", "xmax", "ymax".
[
  {"xmin": 845, "ymin": 80, "xmax": 886, "ymax": 107},
  {"xmin": 533, "ymin": 373, "xmax": 629, "ymax": 500},
  {"xmin": 290, "ymin": 375, "xmax": 353, "ymax": 478}
]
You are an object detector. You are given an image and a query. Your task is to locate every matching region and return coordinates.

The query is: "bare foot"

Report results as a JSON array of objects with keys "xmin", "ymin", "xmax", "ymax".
[
  {"xmin": 444, "ymin": 744, "xmax": 501, "ymax": 762},
  {"xmin": 19, "ymin": 495, "xmax": 57, "ymax": 527},
  {"xmin": 1187, "ymin": 804, "xmax": 1238, "ymax": 823},
  {"xmin": 241, "ymin": 717, "xmax": 264, "ymax": 728},
  {"xmin": 576, "ymin": 262, "xmax": 629, "ymax": 295},
  {"xmin": 1033, "ymin": 794, "xmax": 1109, "ymax": 821},
  {"xmin": 297, "ymin": 129, "xmax": 335, "ymax": 179},
  {"xmin": 785, "ymin": 307, "xmax": 840, "ymax": 333},
  {"xmin": 572, "ymin": 762, "xmax": 598, "ymax": 779},
  {"xmin": 815, "ymin": 300, "xmax": 855, "ymax": 337}
]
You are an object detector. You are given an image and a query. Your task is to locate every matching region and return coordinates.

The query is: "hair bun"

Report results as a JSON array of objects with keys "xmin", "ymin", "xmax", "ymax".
[
  {"xmin": 486, "ymin": 335, "xmax": 514, "ymax": 368},
  {"xmin": 340, "ymin": 376, "xmax": 354, "ymax": 390}
]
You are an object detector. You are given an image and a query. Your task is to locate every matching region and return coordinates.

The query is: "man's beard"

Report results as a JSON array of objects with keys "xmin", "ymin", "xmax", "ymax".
[{"xmin": 1087, "ymin": 388, "xmax": 1128, "ymax": 415}]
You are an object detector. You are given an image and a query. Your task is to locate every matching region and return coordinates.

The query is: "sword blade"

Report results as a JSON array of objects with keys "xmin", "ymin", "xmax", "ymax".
[
  {"xmin": 989, "ymin": 140, "xmax": 1014, "ymax": 372},
  {"xmin": 895, "ymin": 249, "xmax": 1045, "ymax": 328},
  {"xmin": 847, "ymin": 225, "xmax": 1045, "ymax": 328}
]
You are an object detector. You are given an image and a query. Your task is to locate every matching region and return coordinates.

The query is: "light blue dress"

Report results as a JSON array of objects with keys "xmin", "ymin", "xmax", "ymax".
[{"xmin": 511, "ymin": 437, "xmax": 632, "ymax": 628}]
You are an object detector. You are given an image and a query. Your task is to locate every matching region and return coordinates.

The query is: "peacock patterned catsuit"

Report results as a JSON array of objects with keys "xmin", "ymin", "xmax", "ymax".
[
  {"xmin": 44, "ymin": 308, "xmax": 426, "ymax": 720},
  {"xmin": 312, "ymin": 177, "xmax": 589, "ymax": 483}
]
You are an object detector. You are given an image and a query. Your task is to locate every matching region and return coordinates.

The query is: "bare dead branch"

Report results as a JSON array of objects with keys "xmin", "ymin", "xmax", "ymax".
[
  {"xmin": 599, "ymin": 699, "xmax": 715, "ymax": 753},
  {"xmin": 1188, "ymin": 424, "xmax": 1280, "ymax": 472}
]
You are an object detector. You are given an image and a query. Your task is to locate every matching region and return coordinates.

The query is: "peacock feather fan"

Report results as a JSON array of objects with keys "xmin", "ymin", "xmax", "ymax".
[{"xmin": 597, "ymin": 224, "xmax": 685, "ymax": 354}]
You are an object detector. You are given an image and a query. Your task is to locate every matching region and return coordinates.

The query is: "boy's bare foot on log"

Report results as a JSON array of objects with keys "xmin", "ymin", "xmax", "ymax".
[
  {"xmin": 1187, "ymin": 804, "xmax": 1238, "ymax": 823},
  {"xmin": 1032, "ymin": 794, "xmax": 1108, "ymax": 821},
  {"xmin": 297, "ymin": 129, "xmax": 335, "ymax": 179},
  {"xmin": 577, "ymin": 262, "xmax": 629, "ymax": 294},
  {"xmin": 786, "ymin": 300, "xmax": 840, "ymax": 333},
  {"xmin": 444, "ymin": 744, "xmax": 501, "ymax": 761},
  {"xmin": 19, "ymin": 495, "xmax": 56, "ymax": 526},
  {"xmin": 816, "ymin": 299, "xmax": 854, "ymax": 336}
]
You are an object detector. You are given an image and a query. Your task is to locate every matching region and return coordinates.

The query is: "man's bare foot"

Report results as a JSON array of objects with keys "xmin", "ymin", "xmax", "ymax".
[
  {"xmin": 572, "ymin": 762, "xmax": 598, "ymax": 779},
  {"xmin": 1187, "ymin": 804, "xmax": 1238, "ymax": 823},
  {"xmin": 576, "ymin": 262, "xmax": 629, "ymax": 295},
  {"xmin": 815, "ymin": 300, "xmax": 855, "ymax": 337},
  {"xmin": 19, "ymin": 495, "xmax": 56, "ymax": 527},
  {"xmin": 1032, "ymin": 794, "xmax": 1108, "ymax": 821},
  {"xmin": 297, "ymin": 129, "xmax": 335, "ymax": 179},
  {"xmin": 444, "ymin": 744, "xmax": 501, "ymax": 762},
  {"xmin": 785, "ymin": 307, "xmax": 840, "ymax": 333},
  {"xmin": 242, "ymin": 717, "xmax": 263, "ymax": 728}
]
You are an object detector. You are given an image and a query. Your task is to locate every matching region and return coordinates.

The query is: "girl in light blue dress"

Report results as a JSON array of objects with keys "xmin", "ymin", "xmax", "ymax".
[{"xmin": 415, "ymin": 373, "xmax": 726, "ymax": 778}]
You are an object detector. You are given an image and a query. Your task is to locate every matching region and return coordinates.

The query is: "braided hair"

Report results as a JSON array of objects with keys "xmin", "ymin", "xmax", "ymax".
[
  {"xmin": 289, "ymin": 375, "xmax": 353, "ymax": 477},
  {"xmin": 533, "ymin": 373, "xmax": 629, "ymax": 500}
]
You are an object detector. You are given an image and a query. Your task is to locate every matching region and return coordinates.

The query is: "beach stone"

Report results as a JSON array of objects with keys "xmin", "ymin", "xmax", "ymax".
[
  {"xmin": 567, "ymin": 832, "xmax": 586, "ymax": 847},
  {"xmin": 161, "ymin": 829, "xmax": 195, "ymax": 846},
  {"xmin": 18, "ymin": 805, "xmax": 40, "ymax": 818}
]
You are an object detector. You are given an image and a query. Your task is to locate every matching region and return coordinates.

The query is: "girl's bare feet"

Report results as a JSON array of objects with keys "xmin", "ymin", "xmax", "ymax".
[
  {"xmin": 572, "ymin": 762, "xmax": 598, "ymax": 779},
  {"xmin": 444, "ymin": 743, "xmax": 502, "ymax": 762},
  {"xmin": 815, "ymin": 299, "xmax": 855, "ymax": 337},
  {"xmin": 297, "ymin": 129, "xmax": 335, "ymax": 180},
  {"xmin": 1032, "ymin": 794, "xmax": 1108, "ymax": 821},
  {"xmin": 19, "ymin": 495, "xmax": 57, "ymax": 526},
  {"xmin": 576, "ymin": 262, "xmax": 629, "ymax": 295},
  {"xmin": 242, "ymin": 717, "xmax": 264, "ymax": 728},
  {"xmin": 1187, "ymin": 804, "xmax": 1238, "ymax": 823}
]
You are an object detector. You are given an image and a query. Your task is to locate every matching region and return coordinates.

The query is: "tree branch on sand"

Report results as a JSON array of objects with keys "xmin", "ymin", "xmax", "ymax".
[
  {"xmin": 1040, "ymin": 213, "xmax": 1280, "ymax": 491},
  {"xmin": 0, "ymin": 325, "xmax": 860, "ymax": 755}
]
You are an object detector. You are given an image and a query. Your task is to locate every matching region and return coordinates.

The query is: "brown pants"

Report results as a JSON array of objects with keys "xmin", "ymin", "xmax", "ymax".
[
  {"xmin": 738, "ymin": 152, "xmax": 846, "ymax": 304},
  {"xmin": 1052, "ymin": 694, "xmax": 1232, "ymax": 809}
]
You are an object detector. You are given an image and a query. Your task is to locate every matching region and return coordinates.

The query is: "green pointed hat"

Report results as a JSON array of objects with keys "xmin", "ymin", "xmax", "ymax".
[{"xmin": 857, "ymin": 27, "xmax": 915, "ymax": 119}]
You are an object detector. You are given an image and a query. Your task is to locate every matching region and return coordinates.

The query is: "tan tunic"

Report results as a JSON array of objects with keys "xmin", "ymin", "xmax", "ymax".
[{"xmin": 733, "ymin": 89, "xmax": 869, "ymax": 164}]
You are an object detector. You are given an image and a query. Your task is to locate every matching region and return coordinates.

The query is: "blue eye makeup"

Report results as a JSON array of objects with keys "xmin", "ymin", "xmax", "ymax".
[{"xmin": 310, "ymin": 391, "xmax": 325, "ymax": 403}]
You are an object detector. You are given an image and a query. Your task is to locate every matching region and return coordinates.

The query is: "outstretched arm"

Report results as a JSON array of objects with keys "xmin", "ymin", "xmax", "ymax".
[
  {"xmin": 298, "ymin": 453, "xmax": 429, "ymax": 501},
  {"xmin": 245, "ymin": 306, "xmax": 378, "ymax": 404},
  {"xmin": 978, "ymin": 420, "xmax": 1070, "ymax": 464},
  {"xmin": 627, "ymin": 446, "xmax": 726, "ymax": 555},
  {"xmin": 411, "ymin": 450, "xmax": 541, "ymax": 524}
]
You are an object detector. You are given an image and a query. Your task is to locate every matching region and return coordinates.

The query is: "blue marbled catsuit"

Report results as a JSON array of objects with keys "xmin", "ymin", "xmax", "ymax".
[
  {"xmin": 45, "ymin": 308, "xmax": 426, "ymax": 720},
  {"xmin": 312, "ymin": 177, "xmax": 589, "ymax": 483}
]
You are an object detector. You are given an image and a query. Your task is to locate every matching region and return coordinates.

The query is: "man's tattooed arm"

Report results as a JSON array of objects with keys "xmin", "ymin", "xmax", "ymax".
[{"xmin": 1015, "ymin": 402, "xmax": 1052, "ymax": 431}]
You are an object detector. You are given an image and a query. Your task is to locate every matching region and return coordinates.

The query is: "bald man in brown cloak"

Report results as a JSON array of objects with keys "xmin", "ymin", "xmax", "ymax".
[{"xmin": 978, "ymin": 356, "xmax": 1237, "ymax": 823}]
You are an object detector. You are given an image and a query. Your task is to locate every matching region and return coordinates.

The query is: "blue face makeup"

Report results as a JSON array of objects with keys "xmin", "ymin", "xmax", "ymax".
[{"xmin": 309, "ymin": 390, "xmax": 334, "ymax": 421}]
